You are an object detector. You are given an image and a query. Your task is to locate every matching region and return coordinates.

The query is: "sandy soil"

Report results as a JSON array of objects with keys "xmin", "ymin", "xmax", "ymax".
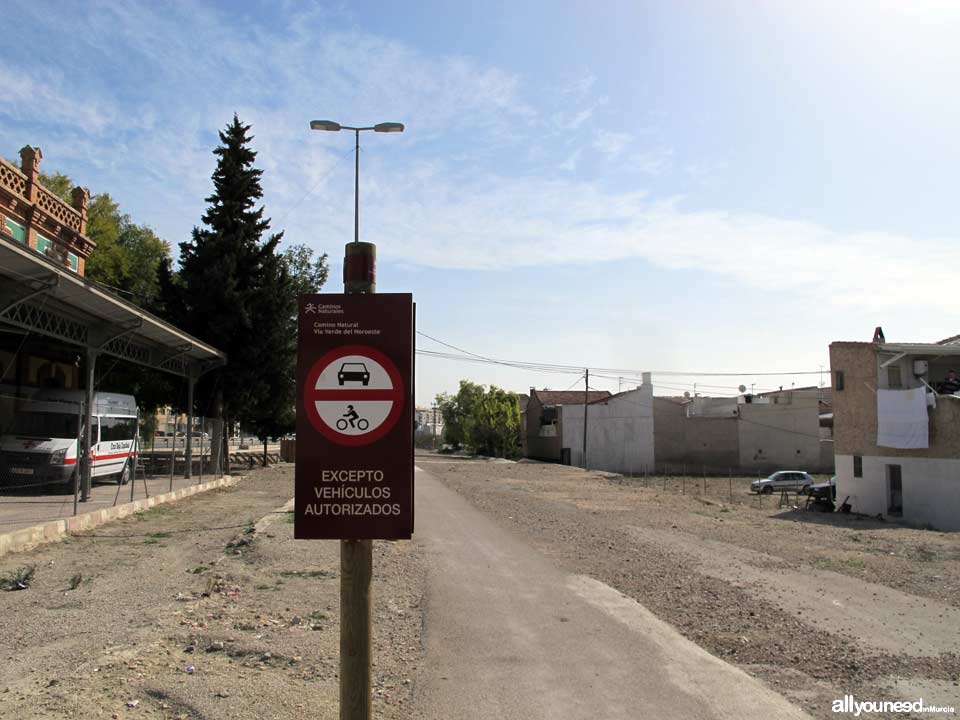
[
  {"xmin": 420, "ymin": 454, "xmax": 960, "ymax": 719},
  {"xmin": 0, "ymin": 464, "xmax": 423, "ymax": 720}
]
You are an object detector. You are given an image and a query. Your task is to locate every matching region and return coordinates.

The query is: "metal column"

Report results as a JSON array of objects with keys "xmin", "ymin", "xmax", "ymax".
[
  {"xmin": 81, "ymin": 349, "xmax": 98, "ymax": 501},
  {"xmin": 184, "ymin": 375, "xmax": 195, "ymax": 479}
]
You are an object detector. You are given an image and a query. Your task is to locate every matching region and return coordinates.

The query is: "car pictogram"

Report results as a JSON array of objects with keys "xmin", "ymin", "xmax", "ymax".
[{"xmin": 337, "ymin": 362, "xmax": 370, "ymax": 386}]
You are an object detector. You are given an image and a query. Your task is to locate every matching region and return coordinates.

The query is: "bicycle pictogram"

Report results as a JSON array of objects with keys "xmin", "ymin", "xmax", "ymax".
[{"xmin": 336, "ymin": 405, "xmax": 370, "ymax": 431}]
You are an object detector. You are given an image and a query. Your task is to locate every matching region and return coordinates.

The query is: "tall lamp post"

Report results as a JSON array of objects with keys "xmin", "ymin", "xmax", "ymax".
[
  {"xmin": 309, "ymin": 118, "xmax": 404, "ymax": 720},
  {"xmin": 309, "ymin": 120, "xmax": 404, "ymax": 245}
]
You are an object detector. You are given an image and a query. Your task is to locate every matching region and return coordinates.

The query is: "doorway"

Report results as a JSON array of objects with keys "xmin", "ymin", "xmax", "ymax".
[{"xmin": 887, "ymin": 464, "xmax": 903, "ymax": 517}]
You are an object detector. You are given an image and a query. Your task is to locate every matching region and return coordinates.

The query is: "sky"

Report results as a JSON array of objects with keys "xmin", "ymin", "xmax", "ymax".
[{"xmin": 3, "ymin": 0, "xmax": 959, "ymax": 405}]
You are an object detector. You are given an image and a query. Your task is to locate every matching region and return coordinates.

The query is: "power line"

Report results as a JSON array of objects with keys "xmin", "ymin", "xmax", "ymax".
[
  {"xmin": 416, "ymin": 330, "xmax": 824, "ymax": 379},
  {"xmin": 274, "ymin": 144, "xmax": 357, "ymax": 228}
]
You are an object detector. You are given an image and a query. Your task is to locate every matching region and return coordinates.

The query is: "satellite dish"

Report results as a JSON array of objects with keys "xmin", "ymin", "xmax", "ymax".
[
  {"xmin": 738, "ymin": 384, "xmax": 747, "ymax": 393},
  {"xmin": 683, "ymin": 391, "xmax": 691, "ymax": 398}
]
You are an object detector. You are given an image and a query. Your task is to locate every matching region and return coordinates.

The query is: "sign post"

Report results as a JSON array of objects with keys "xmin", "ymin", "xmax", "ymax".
[{"xmin": 296, "ymin": 243, "xmax": 413, "ymax": 720}]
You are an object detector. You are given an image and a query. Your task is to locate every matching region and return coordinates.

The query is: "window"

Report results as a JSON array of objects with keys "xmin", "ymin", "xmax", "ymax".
[
  {"xmin": 887, "ymin": 366, "xmax": 902, "ymax": 389},
  {"xmin": 5, "ymin": 218, "xmax": 26, "ymax": 244},
  {"xmin": 835, "ymin": 370, "xmax": 845, "ymax": 391},
  {"xmin": 9, "ymin": 411, "xmax": 79, "ymax": 438},
  {"xmin": 540, "ymin": 406, "xmax": 558, "ymax": 425},
  {"xmin": 853, "ymin": 455, "xmax": 862, "ymax": 478},
  {"xmin": 99, "ymin": 416, "xmax": 137, "ymax": 442},
  {"xmin": 35, "ymin": 234, "xmax": 79, "ymax": 272}
]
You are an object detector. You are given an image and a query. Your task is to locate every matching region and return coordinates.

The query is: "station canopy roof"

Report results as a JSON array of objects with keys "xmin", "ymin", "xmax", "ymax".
[{"xmin": 0, "ymin": 232, "xmax": 225, "ymax": 378}]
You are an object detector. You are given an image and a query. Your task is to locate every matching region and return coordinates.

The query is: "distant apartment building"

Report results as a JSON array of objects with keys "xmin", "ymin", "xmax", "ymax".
[
  {"xmin": 830, "ymin": 336, "xmax": 960, "ymax": 530},
  {"xmin": 415, "ymin": 406, "xmax": 443, "ymax": 444}
]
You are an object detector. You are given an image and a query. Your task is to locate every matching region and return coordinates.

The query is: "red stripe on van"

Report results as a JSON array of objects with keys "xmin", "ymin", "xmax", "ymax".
[
  {"xmin": 92, "ymin": 451, "xmax": 137, "ymax": 461},
  {"xmin": 62, "ymin": 451, "xmax": 138, "ymax": 465}
]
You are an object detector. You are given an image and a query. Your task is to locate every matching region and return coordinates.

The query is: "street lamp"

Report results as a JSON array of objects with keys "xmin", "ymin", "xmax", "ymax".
[{"xmin": 309, "ymin": 120, "xmax": 404, "ymax": 244}]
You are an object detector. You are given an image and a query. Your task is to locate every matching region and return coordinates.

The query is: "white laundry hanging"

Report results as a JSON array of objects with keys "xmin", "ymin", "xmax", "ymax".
[{"xmin": 877, "ymin": 386, "xmax": 929, "ymax": 449}]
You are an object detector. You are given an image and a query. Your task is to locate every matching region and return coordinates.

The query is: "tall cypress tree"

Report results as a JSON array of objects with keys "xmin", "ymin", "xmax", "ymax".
[{"xmin": 176, "ymin": 115, "xmax": 293, "ymax": 461}]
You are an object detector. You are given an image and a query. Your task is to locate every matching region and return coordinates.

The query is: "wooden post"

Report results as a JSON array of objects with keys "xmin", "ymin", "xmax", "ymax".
[
  {"xmin": 341, "ymin": 239, "xmax": 376, "ymax": 720},
  {"xmin": 341, "ymin": 537, "xmax": 372, "ymax": 720}
]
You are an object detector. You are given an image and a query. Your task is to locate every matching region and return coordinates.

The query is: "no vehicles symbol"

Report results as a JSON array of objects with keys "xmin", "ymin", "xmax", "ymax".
[{"xmin": 304, "ymin": 345, "xmax": 405, "ymax": 447}]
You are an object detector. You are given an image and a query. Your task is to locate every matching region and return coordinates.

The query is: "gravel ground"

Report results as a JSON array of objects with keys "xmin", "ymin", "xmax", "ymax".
[
  {"xmin": 420, "ymin": 454, "xmax": 960, "ymax": 720},
  {"xmin": 0, "ymin": 464, "xmax": 424, "ymax": 720}
]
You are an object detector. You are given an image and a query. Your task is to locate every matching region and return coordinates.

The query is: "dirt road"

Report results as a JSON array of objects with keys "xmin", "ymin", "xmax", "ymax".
[
  {"xmin": 0, "ymin": 464, "xmax": 423, "ymax": 720},
  {"xmin": 411, "ymin": 467, "xmax": 811, "ymax": 719},
  {"xmin": 420, "ymin": 455, "xmax": 960, "ymax": 719}
]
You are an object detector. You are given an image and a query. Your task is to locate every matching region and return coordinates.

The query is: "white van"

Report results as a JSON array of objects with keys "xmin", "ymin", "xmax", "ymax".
[{"xmin": 0, "ymin": 391, "xmax": 138, "ymax": 489}]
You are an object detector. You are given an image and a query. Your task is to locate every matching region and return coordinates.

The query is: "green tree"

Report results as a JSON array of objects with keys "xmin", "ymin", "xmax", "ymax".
[
  {"xmin": 83, "ymin": 195, "xmax": 170, "ymax": 307},
  {"xmin": 436, "ymin": 382, "xmax": 520, "ymax": 458},
  {"xmin": 35, "ymin": 170, "xmax": 170, "ymax": 309},
  {"xmin": 83, "ymin": 194, "xmax": 125, "ymax": 288},
  {"xmin": 283, "ymin": 243, "xmax": 329, "ymax": 298},
  {"xmin": 38, "ymin": 171, "xmax": 73, "ymax": 201},
  {"xmin": 174, "ymin": 114, "xmax": 293, "ymax": 467}
]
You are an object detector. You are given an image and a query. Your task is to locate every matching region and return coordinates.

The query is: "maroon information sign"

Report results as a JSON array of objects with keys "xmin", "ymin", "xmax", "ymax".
[{"xmin": 295, "ymin": 293, "xmax": 414, "ymax": 540}]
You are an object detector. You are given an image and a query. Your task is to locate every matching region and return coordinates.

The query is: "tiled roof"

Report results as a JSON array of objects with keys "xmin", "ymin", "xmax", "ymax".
[
  {"xmin": 532, "ymin": 389, "xmax": 611, "ymax": 406},
  {"xmin": 588, "ymin": 387, "xmax": 644, "ymax": 404},
  {"xmin": 938, "ymin": 333, "xmax": 960, "ymax": 346}
]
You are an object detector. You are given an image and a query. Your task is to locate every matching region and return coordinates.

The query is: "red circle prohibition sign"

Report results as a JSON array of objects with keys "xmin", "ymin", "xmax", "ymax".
[{"xmin": 304, "ymin": 345, "xmax": 405, "ymax": 447}]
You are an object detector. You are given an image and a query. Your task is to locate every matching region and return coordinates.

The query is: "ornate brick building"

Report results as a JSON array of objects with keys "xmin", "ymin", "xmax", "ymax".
[{"xmin": 0, "ymin": 146, "xmax": 94, "ymax": 275}]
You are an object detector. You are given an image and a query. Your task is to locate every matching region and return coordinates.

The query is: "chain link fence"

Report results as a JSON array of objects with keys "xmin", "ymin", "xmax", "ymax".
[
  {"xmin": 607, "ymin": 463, "xmax": 832, "ymax": 509},
  {"xmin": 0, "ymin": 392, "xmax": 232, "ymax": 530}
]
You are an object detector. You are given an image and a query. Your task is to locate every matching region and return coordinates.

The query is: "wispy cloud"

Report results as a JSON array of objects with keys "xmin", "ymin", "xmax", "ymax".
[
  {"xmin": 364, "ymin": 167, "xmax": 953, "ymax": 313},
  {"xmin": 629, "ymin": 147, "xmax": 673, "ymax": 176},
  {"xmin": 594, "ymin": 130, "xmax": 633, "ymax": 159}
]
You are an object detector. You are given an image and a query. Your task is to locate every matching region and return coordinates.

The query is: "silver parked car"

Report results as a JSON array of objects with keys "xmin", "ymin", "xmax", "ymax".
[{"xmin": 751, "ymin": 470, "xmax": 816, "ymax": 495}]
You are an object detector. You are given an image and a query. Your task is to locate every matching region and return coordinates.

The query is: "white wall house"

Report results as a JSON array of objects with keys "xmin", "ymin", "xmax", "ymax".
[
  {"xmin": 830, "ymin": 337, "xmax": 960, "ymax": 531},
  {"xmin": 560, "ymin": 378, "xmax": 655, "ymax": 474}
]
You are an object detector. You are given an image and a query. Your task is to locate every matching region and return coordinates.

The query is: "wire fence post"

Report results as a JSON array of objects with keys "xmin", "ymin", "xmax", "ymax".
[
  {"xmin": 73, "ymin": 400, "xmax": 83, "ymax": 517},
  {"xmin": 130, "ymin": 408, "xmax": 140, "ymax": 503},
  {"xmin": 169, "ymin": 432, "xmax": 175, "ymax": 493}
]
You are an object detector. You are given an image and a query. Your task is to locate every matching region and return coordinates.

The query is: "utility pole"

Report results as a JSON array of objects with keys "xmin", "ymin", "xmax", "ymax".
[{"xmin": 582, "ymin": 368, "xmax": 589, "ymax": 470}]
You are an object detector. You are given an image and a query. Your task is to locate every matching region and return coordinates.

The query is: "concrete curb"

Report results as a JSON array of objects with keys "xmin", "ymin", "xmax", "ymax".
[{"xmin": 0, "ymin": 475, "xmax": 241, "ymax": 559}]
